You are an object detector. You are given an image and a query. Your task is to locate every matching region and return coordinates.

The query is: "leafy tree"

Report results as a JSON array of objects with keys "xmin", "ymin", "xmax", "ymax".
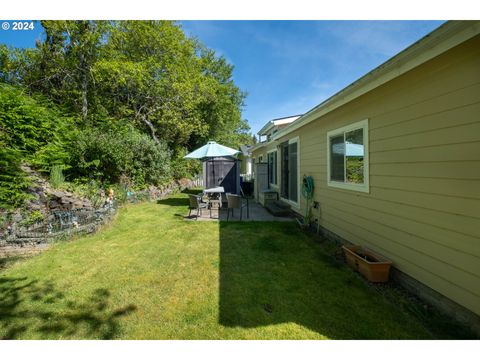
[
  {"xmin": 93, "ymin": 21, "xmax": 210, "ymax": 149},
  {"xmin": 1, "ymin": 20, "xmax": 254, "ymax": 202},
  {"xmin": 13, "ymin": 21, "xmax": 108, "ymax": 123}
]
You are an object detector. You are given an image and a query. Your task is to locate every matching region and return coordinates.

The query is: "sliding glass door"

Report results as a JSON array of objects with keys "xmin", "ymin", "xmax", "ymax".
[{"xmin": 280, "ymin": 139, "xmax": 298, "ymax": 203}]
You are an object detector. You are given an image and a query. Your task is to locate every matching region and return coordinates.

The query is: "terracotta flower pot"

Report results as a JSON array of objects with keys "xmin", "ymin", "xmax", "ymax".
[{"xmin": 342, "ymin": 245, "xmax": 392, "ymax": 283}]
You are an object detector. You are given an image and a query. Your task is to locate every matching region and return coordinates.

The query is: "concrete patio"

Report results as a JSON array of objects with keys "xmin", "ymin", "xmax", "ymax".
[{"xmin": 185, "ymin": 200, "xmax": 294, "ymax": 222}]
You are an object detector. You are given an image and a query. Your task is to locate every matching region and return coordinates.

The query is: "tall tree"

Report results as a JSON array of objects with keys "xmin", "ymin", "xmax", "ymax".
[
  {"xmin": 6, "ymin": 20, "xmax": 253, "ymax": 150},
  {"xmin": 12, "ymin": 21, "xmax": 107, "ymax": 123}
]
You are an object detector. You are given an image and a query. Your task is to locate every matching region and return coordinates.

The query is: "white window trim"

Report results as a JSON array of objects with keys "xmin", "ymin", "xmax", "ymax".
[
  {"xmin": 280, "ymin": 136, "xmax": 300, "ymax": 208},
  {"xmin": 267, "ymin": 149, "xmax": 278, "ymax": 187},
  {"xmin": 327, "ymin": 119, "xmax": 369, "ymax": 193}
]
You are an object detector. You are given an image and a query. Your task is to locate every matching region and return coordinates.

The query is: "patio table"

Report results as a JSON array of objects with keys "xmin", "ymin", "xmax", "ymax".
[
  {"xmin": 203, "ymin": 187, "xmax": 225, "ymax": 209},
  {"xmin": 203, "ymin": 186, "xmax": 225, "ymax": 194}
]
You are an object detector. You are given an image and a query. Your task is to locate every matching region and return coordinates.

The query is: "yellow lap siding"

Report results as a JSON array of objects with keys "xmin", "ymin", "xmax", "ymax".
[
  {"xmin": 321, "ymin": 198, "xmax": 480, "ymax": 270},
  {"xmin": 271, "ymin": 35, "xmax": 480, "ymax": 316},
  {"xmin": 315, "ymin": 187, "xmax": 480, "ymax": 239},
  {"xmin": 369, "ymin": 175, "xmax": 480, "ymax": 200},
  {"xmin": 370, "ymin": 142, "xmax": 480, "ymax": 164},
  {"xmin": 370, "ymin": 122, "xmax": 480, "ymax": 152},
  {"xmin": 369, "ymin": 82, "xmax": 480, "ymax": 131},
  {"xmin": 370, "ymin": 101, "xmax": 480, "ymax": 141},
  {"xmin": 370, "ymin": 161, "xmax": 480, "ymax": 181}
]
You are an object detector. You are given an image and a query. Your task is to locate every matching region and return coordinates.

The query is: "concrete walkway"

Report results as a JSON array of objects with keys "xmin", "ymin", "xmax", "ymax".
[{"xmin": 185, "ymin": 200, "xmax": 294, "ymax": 222}]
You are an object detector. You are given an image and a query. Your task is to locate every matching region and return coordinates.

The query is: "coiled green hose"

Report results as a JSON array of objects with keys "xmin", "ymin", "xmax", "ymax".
[
  {"xmin": 300, "ymin": 175, "xmax": 315, "ymax": 227},
  {"xmin": 301, "ymin": 175, "xmax": 314, "ymax": 200}
]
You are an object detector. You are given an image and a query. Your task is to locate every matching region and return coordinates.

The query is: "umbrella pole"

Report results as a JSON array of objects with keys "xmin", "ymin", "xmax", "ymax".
[{"xmin": 213, "ymin": 158, "xmax": 215, "ymax": 186}]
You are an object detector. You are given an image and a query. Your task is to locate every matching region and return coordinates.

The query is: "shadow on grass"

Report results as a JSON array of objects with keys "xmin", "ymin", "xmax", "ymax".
[
  {"xmin": 218, "ymin": 221, "xmax": 440, "ymax": 339},
  {"xmin": 156, "ymin": 197, "xmax": 189, "ymax": 207},
  {"xmin": 0, "ymin": 256, "xmax": 24, "ymax": 271},
  {"xmin": 181, "ymin": 188, "xmax": 203, "ymax": 195},
  {"xmin": 157, "ymin": 188, "xmax": 202, "ymax": 208},
  {"xmin": 0, "ymin": 277, "xmax": 136, "ymax": 339}
]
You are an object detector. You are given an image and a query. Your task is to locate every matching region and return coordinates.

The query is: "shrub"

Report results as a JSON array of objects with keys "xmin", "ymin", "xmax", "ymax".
[
  {"xmin": 0, "ymin": 83, "xmax": 72, "ymax": 174},
  {"xmin": 0, "ymin": 84, "xmax": 68, "ymax": 154},
  {"xmin": 0, "ymin": 147, "xmax": 31, "ymax": 209},
  {"xmin": 67, "ymin": 125, "xmax": 172, "ymax": 188}
]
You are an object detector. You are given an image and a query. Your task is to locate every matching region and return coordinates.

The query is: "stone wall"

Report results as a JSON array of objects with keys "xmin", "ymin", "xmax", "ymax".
[
  {"xmin": 0, "ymin": 170, "xmax": 198, "ymax": 252},
  {"xmin": 21, "ymin": 165, "xmax": 95, "ymax": 213}
]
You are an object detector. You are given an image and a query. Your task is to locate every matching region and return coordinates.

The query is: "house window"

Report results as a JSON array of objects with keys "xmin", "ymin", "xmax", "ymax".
[
  {"xmin": 327, "ymin": 119, "xmax": 369, "ymax": 193},
  {"xmin": 267, "ymin": 150, "xmax": 277, "ymax": 185}
]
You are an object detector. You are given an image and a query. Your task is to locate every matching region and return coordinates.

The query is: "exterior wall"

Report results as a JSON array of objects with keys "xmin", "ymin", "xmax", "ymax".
[
  {"xmin": 274, "ymin": 35, "xmax": 480, "ymax": 316},
  {"xmin": 252, "ymin": 141, "xmax": 281, "ymax": 193},
  {"xmin": 239, "ymin": 155, "xmax": 253, "ymax": 178},
  {"xmin": 246, "ymin": 157, "xmax": 252, "ymax": 176}
]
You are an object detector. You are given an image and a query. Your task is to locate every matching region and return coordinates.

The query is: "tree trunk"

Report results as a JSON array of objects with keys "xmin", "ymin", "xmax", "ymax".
[
  {"xmin": 140, "ymin": 115, "xmax": 160, "ymax": 145},
  {"xmin": 80, "ymin": 54, "xmax": 88, "ymax": 122}
]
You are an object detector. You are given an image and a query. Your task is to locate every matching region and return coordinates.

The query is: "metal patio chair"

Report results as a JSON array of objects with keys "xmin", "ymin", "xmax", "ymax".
[
  {"xmin": 188, "ymin": 194, "xmax": 211, "ymax": 220},
  {"xmin": 226, "ymin": 193, "xmax": 248, "ymax": 221}
]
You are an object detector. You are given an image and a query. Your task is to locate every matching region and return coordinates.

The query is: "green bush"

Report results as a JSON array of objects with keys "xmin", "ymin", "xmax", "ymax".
[
  {"xmin": 0, "ymin": 147, "xmax": 31, "ymax": 209},
  {"xmin": 68, "ymin": 125, "xmax": 172, "ymax": 188},
  {"xmin": 0, "ymin": 84, "xmax": 67, "ymax": 153},
  {"xmin": 0, "ymin": 83, "xmax": 72, "ymax": 174}
]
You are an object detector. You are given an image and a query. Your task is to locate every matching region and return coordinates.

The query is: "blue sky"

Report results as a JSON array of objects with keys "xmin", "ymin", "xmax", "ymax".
[
  {"xmin": 180, "ymin": 21, "xmax": 445, "ymax": 134},
  {"xmin": 0, "ymin": 20, "xmax": 445, "ymax": 134}
]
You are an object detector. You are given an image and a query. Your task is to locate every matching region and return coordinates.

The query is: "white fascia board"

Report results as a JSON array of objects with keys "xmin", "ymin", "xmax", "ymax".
[{"xmin": 257, "ymin": 121, "xmax": 275, "ymax": 136}]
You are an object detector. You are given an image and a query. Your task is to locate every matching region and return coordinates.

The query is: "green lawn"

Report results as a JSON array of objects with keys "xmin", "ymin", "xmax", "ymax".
[{"xmin": 0, "ymin": 191, "xmax": 465, "ymax": 339}]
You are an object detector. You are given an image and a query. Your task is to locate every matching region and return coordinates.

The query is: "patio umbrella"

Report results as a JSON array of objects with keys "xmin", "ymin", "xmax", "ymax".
[
  {"xmin": 184, "ymin": 141, "xmax": 240, "ymax": 191},
  {"xmin": 184, "ymin": 141, "xmax": 240, "ymax": 159}
]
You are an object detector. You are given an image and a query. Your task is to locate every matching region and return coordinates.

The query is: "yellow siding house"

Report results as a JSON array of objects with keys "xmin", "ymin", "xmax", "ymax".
[{"xmin": 251, "ymin": 21, "xmax": 480, "ymax": 328}]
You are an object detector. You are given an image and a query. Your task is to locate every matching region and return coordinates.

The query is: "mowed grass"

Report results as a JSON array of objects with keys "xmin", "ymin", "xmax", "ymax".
[{"xmin": 0, "ymin": 191, "xmax": 444, "ymax": 339}]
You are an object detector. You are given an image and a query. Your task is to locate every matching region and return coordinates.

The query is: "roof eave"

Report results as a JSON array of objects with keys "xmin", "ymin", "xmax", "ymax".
[
  {"xmin": 273, "ymin": 21, "xmax": 480, "ymax": 141},
  {"xmin": 257, "ymin": 121, "xmax": 275, "ymax": 136}
]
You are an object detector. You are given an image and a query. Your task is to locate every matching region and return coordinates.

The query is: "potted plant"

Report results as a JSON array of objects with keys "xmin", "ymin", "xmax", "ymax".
[{"xmin": 342, "ymin": 245, "xmax": 392, "ymax": 283}]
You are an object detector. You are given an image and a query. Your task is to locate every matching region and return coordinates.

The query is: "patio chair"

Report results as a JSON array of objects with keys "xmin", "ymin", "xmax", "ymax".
[
  {"xmin": 188, "ymin": 194, "xmax": 211, "ymax": 220},
  {"xmin": 226, "ymin": 193, "xmax": 248, "ymax": 221}
]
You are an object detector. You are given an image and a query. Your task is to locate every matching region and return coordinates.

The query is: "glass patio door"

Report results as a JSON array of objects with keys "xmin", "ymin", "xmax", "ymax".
[{"xmin": 280, "ymin": 140, "xmax": 298, "ymax": 202}]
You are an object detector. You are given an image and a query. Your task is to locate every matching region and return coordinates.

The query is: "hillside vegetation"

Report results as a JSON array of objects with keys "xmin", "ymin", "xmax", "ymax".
[{"xmin": 0, "ymin": 21, "xmax": 252, "ymax": 210}]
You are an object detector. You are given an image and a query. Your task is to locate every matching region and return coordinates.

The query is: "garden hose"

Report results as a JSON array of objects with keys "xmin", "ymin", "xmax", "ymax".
[
  {"xmin": 301, "ymin": 175, "xmax": 314, "ymax": 201},
  {"xmin": 300, "ymin": 175, "xmax": 315, "ymax": 226}
]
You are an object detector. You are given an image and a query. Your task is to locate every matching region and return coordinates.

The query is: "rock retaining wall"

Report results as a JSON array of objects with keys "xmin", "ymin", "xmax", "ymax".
[{"xmin": 1, "ymin": 173, "xmax": 198, "ymax": 254}]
